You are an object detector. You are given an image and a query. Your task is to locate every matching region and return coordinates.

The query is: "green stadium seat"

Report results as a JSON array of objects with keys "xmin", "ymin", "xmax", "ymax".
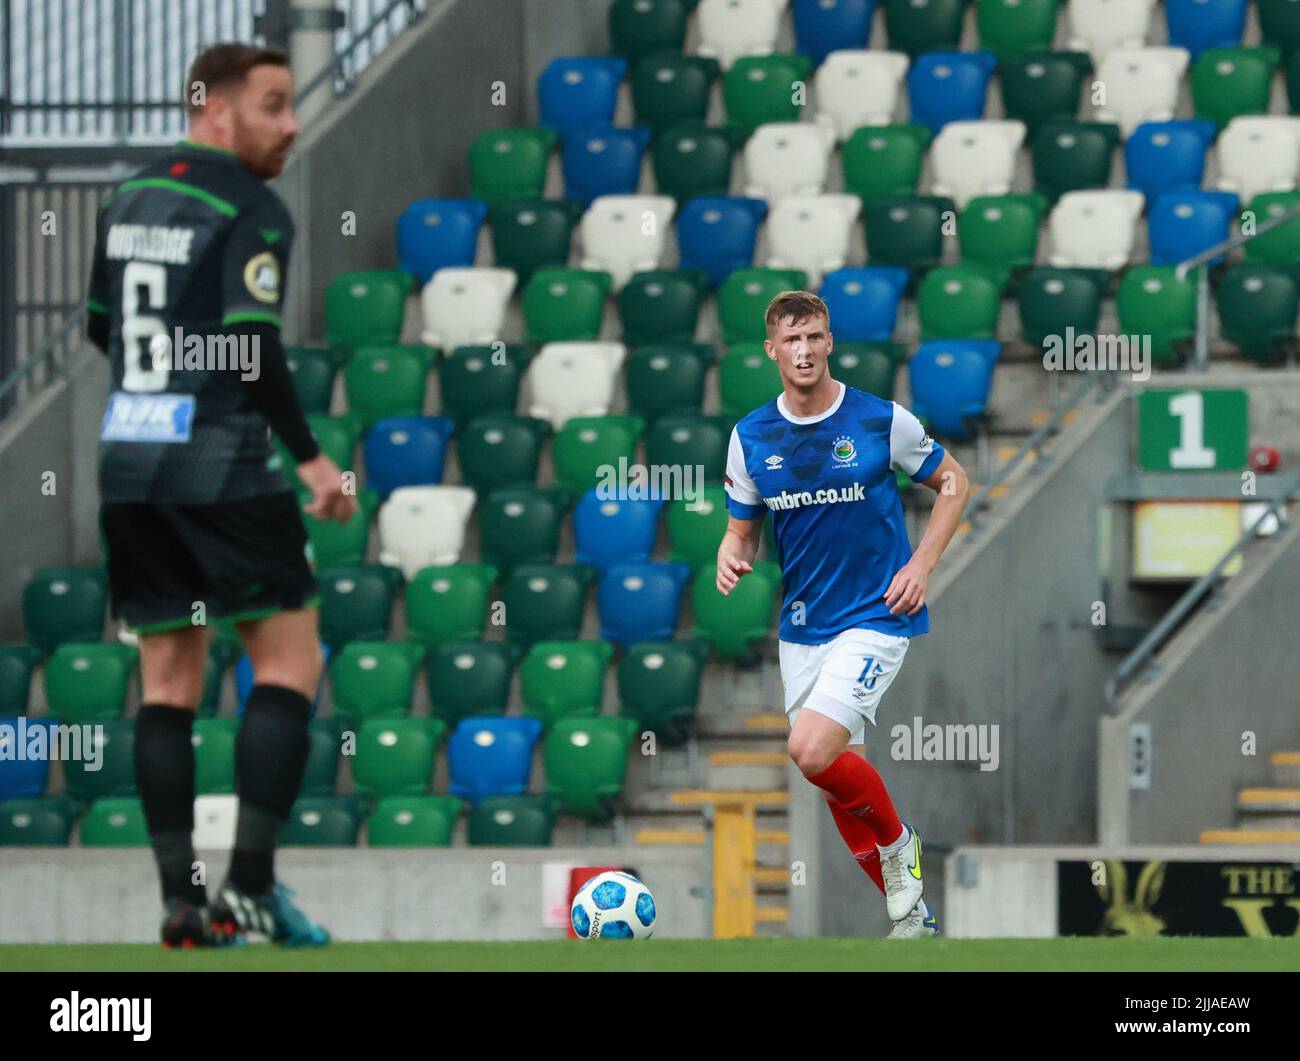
[
  {"xmin": 830, "ymin": 342, "xmax": 901, "ymax": 399},
  {"xmin": 343, "ymin": 345, "xmax": 433, "ymax": 429},
  {"xmin": 619, "ymin": 269, "xmax": 707, "ymax": 345},
  {"xmin": 1191, "ymin": 47, "xmax": 1281, "ymax": 130},
  {"xmin": 479, "ymin": 487, "xmax": 567, "ymax": 575},
  {"xmin": 841, "ymin": 125, "xmax": 932, "ymax": 206},
  {"xmin": 301, "ymin": 718, "xmax": 343, "ymax": 796},
  {"xmin": 45, "ymin": 642, "xmax": 136, "ymax": 723},
  {"xmin": 285, "ymin": 346, "xmax": 338, "ymax": 415},
  {"xmin": 490, "ymin": 199, "xmax": 583, "ymax": 284},
  {"xmin": 1017, "ymin": 267, "xmax": 1105, "ymax": 348},
  {"xmin": 958, "ymin": 194, "xmax": 1046, "ymax": 287},
  {"xmin": 645, "ymin": 415, "xmax": 729, "ymax": 483},
  {"xmin": 301, "ymin": 411, "xmax": 364, "ymax": 470},
  {"xmin": 317, "ymin": 563, "xmax": 402, "ymax": 649},
  {"xmin": 500, "ymin": 564, "xmax": 594, "ymax": 645},
  {"xmin": 521, "ymin": 267, "xmax": 612, "ymax": 344},
  {"xmin": 80, "ymin": 797, "xmax": 149, "ymax": 846},
  {"xmin": 618, "ymin": 638, "xmax": 709, "ymax": 745},
  {"xmin": 0, "ymin": 643, "xmax": 41, "ymax": 714},
  {"xmin": 544, "ymin": 716, "xmax": 639, "ymax": 820},
  {"xmin": 197, "ymin": 636, "xmax": 240, "ymax": 718},
  {"xmin": 23, "ymin": 565, "xmax": 108, "ymax": 655},
  {"xmin": 0, "ymin": 797, "xmax": 76, "ymax": 845},
  {"xmin": 864, "ymin": 196, "xmax": 955, "ymax": 277},
  {"xmin": 917, "ymin": 265, "xmax": 1003, "ymax": 341},
  {"xmin": 405, "ymin": 562, "xmax": 498, "ymax": 647},
  {"xmin": 609, "ymin": 0, "xmax": 689, "ymax": 62},
  {"xmin": 652, "ymin": 122, "xmax": 741, "ymax": 201},
  {"xmin": 691, "ymin": 561, "xmax": 780, "ymax": 661},
  {"xmin": 324, "ymin": 269, "xmax": 412, "ymax": 352},
  {"xmin": 330, "ymin": 640, "xmax": 423, "ymax": 726},
  {"xmin": 63, "ymin": 718, "xmax": 136, "ymax": 804},
  {"xmin": 630, "ymin": 53, "xmax": 719, "ymax": 134},
  {"xmin": 367, "ymin": 795, "xmax": 463, "ymax": 847},
  {"xmin": 438, "ymin": 344, "xmax": 523, "ymax": 425},
  {"xmin": 468, "ymin": 127, "xmax": 557, "ymax": 206},
  {"xmin": 1032, "ymin": 121, "xmax": 1121, "ymax": 201},
  {"xmin": 279, "ymin": 796, "xmax": 364, "ymax": 846},
  {"xmin": 192, "ymin": 717, "xmax": 238, "ymax": 795},
  {"xmin": 1289, "ymin": 52, "xmax": 1300, "ymax": 115},
  {"xmin": 519, "ymin": 639, "xmax": 614, "ymax": 726},
  {"xmin": 977, "ymin": 0, "xmax": 1059, "ymax": 59},
  {"xmin": 883, "ymin": 0, "xmax": 966, "ymax": 57},
  {"xmin": 719, "ymin": 344, "xmax": 782, "ymax": 420},
  {"xmin": 1243, "ymin": 191, "xmax": 1300, "ymax": 281},
  {"xmin": 304, "ymin": 487, "xmax": 378, "ymax": 569},
  {"xmin": 457, "ymin": 414, "xmax": 549, "ymax": 493},
  {"xmin": 722, "ymin": 54, "xmax": 815, "ymax": 134},
  {"xmin": 1260, "ymin": 0, "xmax": 1300, "ymax": 59},
  {"xmin": 626, "ymin": 345, "xmax": 707, "ymax": 421},
  {"xmin": 552, "ymin": 415, "xmax": 644, "ymax": 492},
  {"xmin": 999, "ymin": 51, "xmax": 1090, "ymax": 139},
  {"xmin": 1216, "ymin": 264, "xmax": 1299, "ymax": 364},
  {"xmin": 667, "ymin": 486, "xmax": 730, "ymax": 570},
  {"xmin": 351, "ymin": 717, "xmax": 447, "ymax": 798},
  {"xmin": 719, "ymin": 268, "xmax": 809, "ymax": 344},
  {"xmin": 1115, "ymin": 266, "xmax": 1197, "ymax": 367},
  {"xmin": 426, "ymin": 641, "xmax": 519, "ymax": 724},
  {"xmin": 467, "ymin": 795, "xmax": 556, "ymax": 846}
]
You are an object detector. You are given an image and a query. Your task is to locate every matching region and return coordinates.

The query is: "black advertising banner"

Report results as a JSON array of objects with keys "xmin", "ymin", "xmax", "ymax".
[{"xmin": 1059, "ymin": 859, "xmax": 1300, "ymax": 937}]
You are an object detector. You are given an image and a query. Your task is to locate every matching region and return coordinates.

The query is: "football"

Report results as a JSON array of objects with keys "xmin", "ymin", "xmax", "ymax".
[{"xmin": 570, "ymin": 871, "xmax": 657, "ymax": 940}]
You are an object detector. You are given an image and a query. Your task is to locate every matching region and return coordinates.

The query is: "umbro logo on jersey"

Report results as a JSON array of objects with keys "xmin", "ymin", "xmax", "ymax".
[{"xmin": 765, "ymin": 454, "xmax": 784, "ymax": 469}]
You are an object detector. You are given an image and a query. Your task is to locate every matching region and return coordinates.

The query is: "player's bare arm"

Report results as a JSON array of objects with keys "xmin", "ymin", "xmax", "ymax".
[
  {"xmin": 884, "ymin": 450, "xmax": 970, "ymax": 616},
  {"xmin": 716, "ymin": 513, "xmax": 762, "ymax": 595},
  {"xmin": 296, "ymin": 452, "xmax": 357, "ymax": 523}
]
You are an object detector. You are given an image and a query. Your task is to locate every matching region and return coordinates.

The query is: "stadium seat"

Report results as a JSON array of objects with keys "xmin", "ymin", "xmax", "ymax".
[
  {"xmin": 652, "ymin": 122, "xmax": 741, "ymax": 202},
  {"xmin": 527, "ymin": 341, "xmax": 627, "ymax": 428},
  {"xmin": 0, "ymin": 797, "xmax": 76, "ymax": 846},
  {"xmin": 23, "ymin": 565, "xmax": 107, "ymax": 655},
  {"xmin": 197, "ymin": 638, "xmax": 239, "ymax": 718},
  {"xmin": 192, "ymin": 717, "xmax": 238, "ymax": 795},
  {"xmin": 303, "ymin": 487, "xmax": 377, "ymax": 569},
  {"xmin": 520, "ymin": 640, "xmax": 614, "ymax": 725},
  {"xmin": 479, "ymin": 487, "xmax": 567, "ymax": 574},
  {"xmin": 1032, "ymin": 120, "xmax": 1122, "ymax": 201},
  {"xmin": 552, "ymin": 415, "xmax": 644, "ymax": 492},
  {"xmin": 352, "ymin": 717, "xmax": 446, "ymax": 798},
  {"xmin": 841, "ymin": 124, "xmax": 931, "ymax": 205},
  {"xmin": 977, "ymin": 0, "xmax": 1060, "ymax": 59},
  {"xmin": 1191, "ymin": 47, "xmax": 1282, "ymax": 130},
  {"xmin": 625, "ymin": 344, "xmax": 708, "ymax": 420},
  {"xmin": 719, "ymin": 343, "xmax": 782, "ymax": 418},
  {"xmin": 1216, "ymin": 117, "xmax": 1300, "ymax": 206},
  {"xmin": 426, "ymin": 641, "xmax": 518, "ymax": 724},
  {"xmin": 818, "ymin": 267, "xmax": 908, "ymax": 341},
  {"xmin": 629, "ymin": 53, "xmax": 720, "ymax": 134},
  {"xmin": 830, "ymin": 342, "xmax": 901, "ymax": 398},
  {"xmin": 396, "ymin": 199, "xmax": 488, "ymax": 285},
  {"xmin": 80, "ymin": 797, "xmax": 149, "ymax": 846},
  {"xmin": 580, "ymin": 195, "xmax": 676, "ymax": 290},
  {"xmin": 696, "ymin": 0, "xmax": 784, "ymax": 69},
  {"xmin": 468, "ymin": 127, "xmax": 557, "ymax": 206},
  {"xmin": 521, "ymin": 267, "xmax": 612, "ymax": 344},
  {"xmin": 438, "ymin": 345, "xmax": 523, "ymax": 427},
  {"xmin": 598, "ymin": 562, "xmax": 692, "ymax": 647},
  {"xmin": 999, "ymin": 52, "xmax": 1091, "ymax": 139},
  {"xmin": 619, "ymin": 269, "xmax": 706, "ymax": 346},
  {"xmin": 330, "ymin": 640, "xmax": 422, "ymax": 725},
  {"xmin": 1216, "ymin": 264, "xmax": 1300, "ymax": 363},
  {"xmin": 1095, "ymin": 47, "xmax": 1190, "ymax": 137},
  {"xmin": 744, "ymin": 122, "xmax": 837, "ymax": 202},
  {"xmin": 467, "ymin": 795, "xmax": 556, "ymax": 846},
  {"xmin": 342, "ymin": 345, "xmax": 434, "ymax": 429},
  {"xmin": 419, "ymin": 267, "xmax": 515, "ymax": 351},
  {"xmin": 0, "ymin": 717, "xmax": 56, "ymax": 799},
  {"xmin": 1017, "ymin": 267, "xmax": 1105, "ymax": 347},
  {"xmin": 1115, "ymin": 265, "xmax": 1197, "ymax": 366},
  {"xmin": 561, "ymin": 125, "xmax": 652, "ymax": 204},
  {"xmin": 538, "ymin": 56, "xmax": 627, "ymax": 140},
  {"xmin": 764, "ymin": 193, "xmax": 861, "ymax": 287},
  {"xmin": 864, "ymin": 195, "xmax": 954, "ymax": 277},
  {"xmin": 1047, "ymin": 190, "xmax": 1145, "ymax": 269},
  {"xmin": 301, "ymin": 718, "xmax": 344, "ymax": 796},
  {"xmin": 363, "ymin": 415, "xmax": 456, "ymax": 499},
  {"xmin": 286, "ymin": 346, "xmax": 337, "ymax": 415},
  {"xmin": 299, "ymin": 412, "xmax": 363, "ymax": 471},
  {"xmin": 1242, "ymin": 191, "xmax": 1300, "ymax": 278},
  {"xmin": 1260, "ymin": 0, "xmax": 1300, "ymax": 59},
  {"xmin": 1147, "ymin": 188, "xmax": 1240, "ymax": 267},
  {"xmin": 324, "ymin": 269, "xmax": 410, "ymax": 352},
  {"xmin": 691, "ymin": 561, "xmax": 780, "ymax": 660},
  {"xmin": 545, "ymin": 716, "xmax": 640, "ymax": 820},
  {"xmin": 645, "ymin": 414, "xmax": 730, "ymax": 482},
  {"xmin": 957, "ymin": 194, "xmax": 1045, "ymax": 285},
  {"xmin": 917, "ymin": 265, "xmax": 1002, "ymax": 341},
  {"xmin": 675, "ymin": 196, "xmax": 768, "ymax": 287},
  {"xmin": 882, "ymin": 0, "xmax": 965, "ymax": 57},
  {"xmin": 1066, "ymin": 0, "xmax": 1157, "ymax": 60},
  {"xmin": 377, "ymin": 485, "xmax": 477, "ymax": 578},
  {"xmin": 930, "ymin": 120, "xmax": 1026, "ymax": 210},
  {"xmin": 906, "ymin": 51, "xmax": 997, "ymax": 133},
  {"xmin": 317, "ymin": 564, "xmax": 402, "ymax": 650},
  {"xmin": 500, "ymin": 565, "xmax": 594, "ymax": 646},
  {"xmin": 367, "ymin": 795, "xmax": 462, "ymax": 847},
  {"xmin": 456, "ymin": 415, "xmax": 548, "ymax": 493},
  {"xmin": 813, "ymin": 50, "xmax": 910, "ymax": 141},
  {"xmin": 0, "ymin": 643, "xmax": 41, "ymax": 714},
  {"xmin": 63, "ymin": 717, "xmax": 135, "ymax": 804},
  {"xmin": 279, "ymin": 796, "xmax": 363, "ymax": 846},
  {"xmin": 722, "ymin": 54, "xmax": 815, "ymax": 133},
  {"xmin": 1124, "ymin": 120, "xmax": 1217, "ymax": 204},
  {"xmin": 618, "ymin": 639, "xmax": 708, "ymax": 744},
  {"xmin": 666, "ymin": 487, "xmax": 730, "ymax": 569},
  {"xmin": 489, "ymin": 199, "xmax": 582, "ymax": 285},
  {"xmin": 907, "ymin": 340, "xmax": 999, "ymax": 441},
  {"xmin": 45, "ymin": 642, "xmax": 135, "ymax": 723},
  {"xmin": 448, "ymin": 717, "xmax": 545, "ymax": 804},
  {"xmin": 573, "ymin": 491, "xmax": 665, "ymax": 571},
  {"xmin": 793, "ymin": 0, "xmax": 877, "ymax": 64},
  {"xmin": 1165, "ymin": 0, "xmax": 1246, "ymax": 59},
  {"xmin": 609, "ymin": 0, "xmax": 691, "ymax": 63}
]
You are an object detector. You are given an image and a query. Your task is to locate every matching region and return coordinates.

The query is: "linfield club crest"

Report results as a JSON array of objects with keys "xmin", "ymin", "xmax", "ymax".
[{"xmin": 832, "ymin": 435, "xmax": 857, "ymax": 465}]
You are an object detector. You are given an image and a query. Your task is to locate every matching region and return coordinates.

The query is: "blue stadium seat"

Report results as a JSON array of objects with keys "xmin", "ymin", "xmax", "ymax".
[
  {"xmin": 396, "ymin": 199, "xmax": 487, "ymax": 285},
  {"xmin": 793, "ymin": 0, "xmax": 877, "ymax": 64},
  {"xmin": 562, "ymin": 125, "xmax": 652, "ymax": 204},
  {"xmin": 1165, "ymin": 0, "xmax": 1246, "ymax": 60},
  {"xmin": 0, "ymin": 717, "xmax": 57, "ymax": 799},
  {"xmin": 818, "ymin": 267, "xmax": 909, "ymax": 341},
  {"xmin": 597, "ymin": 562, "xmax": 692, "ymax": 647},
  {"xmin": 908, "ymin": 340, "xmax": 999, "ymax": 442},
  {"xmin": 539, "ymin": 57, "xmax": 628, "ymax": 140},
  {"xmin": 573, "ymin": 491, "xmax": 665, "ymax": 572},
  {"xmin": 447, "ymin": 716, "xmax": 544, "ymax": 805},
  {"xmin": 1125, "ymin": 120, "xmax": 1217, "ymax": 204},
  {"xmin": 1147, "ymin": 189, "xmax": 1241, "ymax": 267},
  {"xmin": 676, "ymin": 196, "xmax": 768, "ymax": 287},
  {"xmin": 363, "ymin": 416, "xmax": 456, "ymax": 499},
  {"xmin": 238, "ymin": 646, "xmax": 329, "ymax": 716},
  {"xmin": 907, "ymin": 51, "xmax": 997, "ymax": 133}
]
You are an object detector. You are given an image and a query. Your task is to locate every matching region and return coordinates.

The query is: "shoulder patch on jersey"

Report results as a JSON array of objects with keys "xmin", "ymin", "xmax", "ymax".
[{"xmin": 244, "ymin": 251, "xmax": 281, "ymax": 304}]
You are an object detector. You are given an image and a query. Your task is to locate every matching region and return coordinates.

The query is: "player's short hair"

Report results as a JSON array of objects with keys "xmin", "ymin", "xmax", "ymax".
[
  {"xmin": 765, "ymin": 290, "xmax": 831, "ymax": 336},
  {"xmin": 185, "ymin": 42, "xmax": 289, "ymax": 115}
]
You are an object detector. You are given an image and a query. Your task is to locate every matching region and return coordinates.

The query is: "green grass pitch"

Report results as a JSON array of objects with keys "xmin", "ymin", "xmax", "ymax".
[{"xmin": 1, "ymin": 938, "xmax": 1296, "ymax": 972}]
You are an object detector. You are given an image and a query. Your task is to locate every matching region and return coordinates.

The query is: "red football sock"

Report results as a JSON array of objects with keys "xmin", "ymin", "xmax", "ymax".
[
  {"xmin": 805, "ymin": 751, "xmax": 903, "ymax": 845},
  {"xmin": 826, "ymin": 798, "xmax": 886, "ymax": 894}
]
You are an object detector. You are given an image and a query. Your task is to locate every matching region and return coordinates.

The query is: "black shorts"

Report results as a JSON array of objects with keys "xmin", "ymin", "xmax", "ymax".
[{"xmin": 102, "ymin": 492, "xmax": 317, "ymax": 633}]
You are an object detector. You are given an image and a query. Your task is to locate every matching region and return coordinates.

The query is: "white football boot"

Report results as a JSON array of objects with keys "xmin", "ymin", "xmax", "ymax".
[{"xmin": 886, "ymin": 900, "xmax": 939, "ymax": 939}]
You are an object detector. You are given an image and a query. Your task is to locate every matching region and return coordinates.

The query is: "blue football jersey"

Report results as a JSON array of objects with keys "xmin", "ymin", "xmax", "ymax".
[{"xmin": 723, "ymin": 381, "xmax": 945, "ymax": 645}]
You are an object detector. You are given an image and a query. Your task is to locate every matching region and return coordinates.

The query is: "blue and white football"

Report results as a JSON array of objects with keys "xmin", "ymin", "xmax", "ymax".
[{"xmin": 571, "ymin": 871, "xmax": 657, "ymax": 940}]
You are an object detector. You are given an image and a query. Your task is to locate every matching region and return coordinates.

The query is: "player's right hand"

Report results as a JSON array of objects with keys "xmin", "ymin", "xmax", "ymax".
[
  {"xmin": 296, "ymin": 453, "xmax": 358, "ymax": 524},
  {"xmin": 716, "ymin": 555, "xmax": 753, "ymax": 596}
]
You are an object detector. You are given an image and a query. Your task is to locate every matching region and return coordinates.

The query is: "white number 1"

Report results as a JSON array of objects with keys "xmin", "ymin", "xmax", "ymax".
[
  {"xmin": 121, "ymin": 261, "xmax": 169, "ymax": 392},
  {"xmin": 1168, "ymin": 391, "xmax": 1216, "ymax": 469}
]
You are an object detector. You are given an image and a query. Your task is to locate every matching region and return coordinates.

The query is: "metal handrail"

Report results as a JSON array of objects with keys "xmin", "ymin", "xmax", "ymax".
[
  {"xmin": 0, "ymin": 308, "xmax": 85, "ymax": 408},
  {"xmin": 1103, "ymin": 475, "xmax": 1300, "ymax": 704},
  {"xmin": 293, "ymin": 0, "xmax": 428, "ymax": 105}
]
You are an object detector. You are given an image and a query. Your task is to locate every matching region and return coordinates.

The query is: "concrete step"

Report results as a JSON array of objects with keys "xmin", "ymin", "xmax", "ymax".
[
  {"xmin": 1236, "ymin": 787, "xmax": 1300, "ymax": 813},
  {"xmin": 706, "ymin": 749, "xmax": 789, "ymax": 792},
  {"xmin": 1237, "ymin": 813, "xmax": 1300, "ymax": 829},
  {"xmin": 1200, "ymin": 828, "xmax": 1300, "ymax": 844},
  {"xmin": 1270, "ymin": 751, "xmax": 1300, "ymax": 787}
]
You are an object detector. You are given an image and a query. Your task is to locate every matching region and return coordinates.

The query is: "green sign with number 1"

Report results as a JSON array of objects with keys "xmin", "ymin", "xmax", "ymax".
[{"xmin": 1137, "ymin": 389, "xmax": 1249, "ymax": 472}]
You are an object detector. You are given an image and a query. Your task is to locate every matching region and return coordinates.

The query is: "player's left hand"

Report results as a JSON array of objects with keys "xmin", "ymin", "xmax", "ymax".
[{"xmin": 884, "ymin": 560, "xmax": 928, "ymax": 616}]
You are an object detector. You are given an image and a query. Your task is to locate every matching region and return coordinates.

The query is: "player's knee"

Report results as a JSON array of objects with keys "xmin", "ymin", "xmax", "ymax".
[{"xmin": 787, "ymin": 733, "xmax": 836, "ymax": 778}]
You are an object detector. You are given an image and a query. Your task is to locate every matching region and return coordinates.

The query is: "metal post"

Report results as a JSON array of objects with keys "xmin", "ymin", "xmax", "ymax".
[
  {"xmin": 1194, "ymin": 264, "xmax": 1209, "ymax": 372},
  {"xmin": 289, "ymin": 0, "xmax": 344, "ymax": 127}
]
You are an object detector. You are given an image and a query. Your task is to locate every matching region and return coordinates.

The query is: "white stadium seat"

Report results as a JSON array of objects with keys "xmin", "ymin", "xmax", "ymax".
[
  {"xmin": 193, "ymin": 795, "xmax": 238, "ymax": 850},
  {"xmin": 1067, "ymin": 0, "xmax": 1157, "ymax": 61},
  {"xmin": 930, "ymin": 120, "xmax": 1026, "ymax": 209},
  {"xmin": 1048, "ymin": 189, "xmax": 1146, "ymax": 270},
  {"xmin": 743, "ymin": 122, "xmax": 836, "ymax": 202},
  {"xmin": 419, "ymin": 267, "xmax": 515, "ymax": 350},
  {"xmin": 1095, "ymin": 47, "xmax": 1189, "ymax": 137},
  {"xmin": 696, "ymin": 0, "xmax": 785, "ymax": 70},
  {"xmin": 814, "ymin": 50, "xmax": 910, "ymax": 142},
  {"xmin": 527, "ymin": 341, "xmax": 628, "ymax": 428},
  {"xmin": 579, "ymin": 195, "xmax": 676, "ymax": 291},
  {"xmin": 764, "ymin": 193, "xmax": 862, "ymax": 287},
  {"xmin": 1216, "ymin": 116, "xmax": 1300, "ymax": 205},
  {"xmin": 378, "ymin": 485, "xmax": 476, "ymax": 578}
]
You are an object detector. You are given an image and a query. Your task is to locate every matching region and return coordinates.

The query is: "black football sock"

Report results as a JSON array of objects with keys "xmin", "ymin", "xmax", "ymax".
[{"xmin": 135, "ymin": 704, "xmax": 205, "ymax": 906}]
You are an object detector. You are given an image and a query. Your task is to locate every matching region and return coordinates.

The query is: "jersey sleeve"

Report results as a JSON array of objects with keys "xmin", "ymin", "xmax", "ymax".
[
  {"xmin": 221, "ymin": 198, "xmax": 294, "ymax": 330},
  {"xmin": 890, "ymin": 402, "xmax": 946, "ymax": 483},
  {"xmin": 724, "ymin": 425, "xmax": 765, "ymax": 519}
]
